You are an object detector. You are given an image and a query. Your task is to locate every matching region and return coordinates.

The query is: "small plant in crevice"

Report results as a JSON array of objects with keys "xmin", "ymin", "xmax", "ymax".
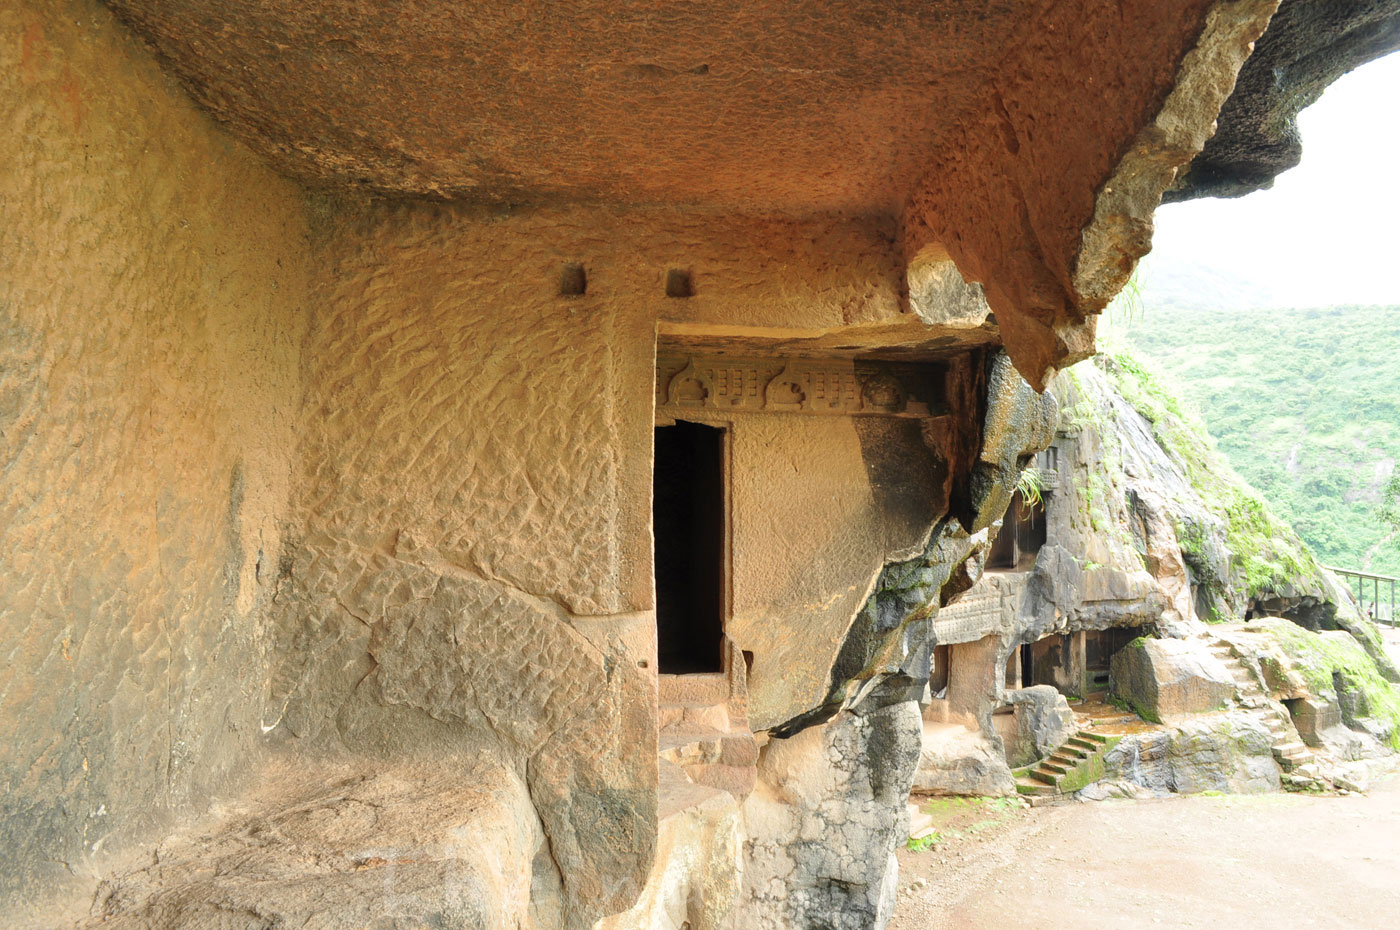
[{"xmin": 1016, "ymin": 466, "xmax": 1046, "ymax": 511}]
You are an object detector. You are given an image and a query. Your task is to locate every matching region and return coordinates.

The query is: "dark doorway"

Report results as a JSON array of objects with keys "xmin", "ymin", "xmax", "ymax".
[
  {"xmin": 987, "ymin": 489, "xmax": 1046, "ymax": 570},
  {"xmin": 653, "ymin": 421, "xmax": 725, "ymax": 673},
  {"xmin": 1087, "ymin": 625, "xmax": 1145, "ymax": 694}
]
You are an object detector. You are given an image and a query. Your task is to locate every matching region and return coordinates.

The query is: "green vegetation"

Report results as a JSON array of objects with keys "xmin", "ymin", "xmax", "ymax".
[
  {"xmin": 1256, "ymin": 617, "xmax": 1400, "ymax": 750},
  {"xmin": 1054, "ymin": 739, "xmax": 1118, "ymax": 795},
  {"xmin": 907, "ymin": 796, "xmax": 1023, "ymax": 849},
  {"xmin": 1015, "ymin": 466, "xmax": 1047, "ymax": 510},
  {"xmin": 1107, "ymin": 692, "xmax": 1161, "ymax": 726},
  {"xmin": 1089, "ymin": 346, "xmax": 1326, "ymax": 613},
  {"xmin": 1107, "ymin": 304, "xmax": 1400, "ymax": 577},
  {"xmin": 905, "ymin": 833, "xmax": 940, "ymax": 852},
  {"xmin": 1383, "ymin": 473, "xmax": 1400, "ymax": 538}
]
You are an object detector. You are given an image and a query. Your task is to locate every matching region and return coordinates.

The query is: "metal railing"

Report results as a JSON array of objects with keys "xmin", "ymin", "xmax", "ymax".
[{"xmin": 1327, "ymin": 566, "xmax": 1398, "ymax": 626}]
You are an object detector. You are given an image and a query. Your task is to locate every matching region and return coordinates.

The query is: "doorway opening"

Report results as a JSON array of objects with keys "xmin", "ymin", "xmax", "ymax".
[
  {"xmin": 653, "ymin": 420, "xmax": 726, "ymax": 674},
  {"xmin": 987, "ymin": 489, "xmax": 1047, "ymax": 570}
]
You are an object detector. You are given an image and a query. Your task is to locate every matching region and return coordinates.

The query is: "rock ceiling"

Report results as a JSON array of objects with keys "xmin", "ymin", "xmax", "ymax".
[
  {"xmin": 103, "ymin": 0, "xmax": 1043, "ymax": 209},
  {"xmin": 101, "ymin": 0, "xmax": 1400, "ymax": 385}
]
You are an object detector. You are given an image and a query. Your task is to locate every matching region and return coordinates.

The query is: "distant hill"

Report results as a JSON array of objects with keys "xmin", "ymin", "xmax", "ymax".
[{"xmin": 1107, "ymin": 303, "xmax": 1400, "ymax": 577}]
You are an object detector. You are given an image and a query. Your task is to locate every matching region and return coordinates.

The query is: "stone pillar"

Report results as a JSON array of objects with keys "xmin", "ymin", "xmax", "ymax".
[
  {"xmin": 948, "ymin": 634, "xmax": 1003, "ymax": 733},
  {"xmin": 1069, "ymin": 630, "xmax": 1088, "ymax": 698},
  {"xmin": 1004, "ymin": 646, "xmax": 1022, "ymax": 690}
]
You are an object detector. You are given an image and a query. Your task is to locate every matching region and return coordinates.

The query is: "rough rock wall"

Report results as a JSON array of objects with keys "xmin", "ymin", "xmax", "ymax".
[
  {"xmin": 1078, "ymin": 352, "xmax": 1399, "ymax": 680},
  {"xmin": 1026, "ymin": 362, "xmax": 1190, "ymax": 639},
  {"xmin": 901, "ymin": 0, "xmax": 1277, "ymax": 389},
  {"xmin": 0, "ymin": 0, "xmax": 311, "ymax": 921},
  {"xmin": 725, "ymin": 409, "xmax": 949, "ymax": 730},
  {"xmin": 741, "ymin": 702, "xmax": 923, "ymax": 930},
  {"xmin": 1169, "ymin": 0, "xmax": 1400, "ymax": 201},
  {"xmin": 266, "ymin": 200, "xmax": 951, "ymax": 929}
]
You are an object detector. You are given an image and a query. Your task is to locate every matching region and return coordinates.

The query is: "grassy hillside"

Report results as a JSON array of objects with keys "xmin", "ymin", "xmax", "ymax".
[{"xmin": 1107, "ymin": 303, "xmax": 1400, "ymax": 578}]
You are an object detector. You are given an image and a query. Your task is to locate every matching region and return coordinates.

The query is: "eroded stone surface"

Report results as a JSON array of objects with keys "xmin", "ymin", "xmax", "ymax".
[
  {"xmin": 1005, "ymin": 686, "xmax": 1077, "ymax": 767},
  {"xmin": 911, "ymin": 725, "xmax": 1016, "ymax": 798},
  {"xmin": 742, "ymin": 702, "xmax": 923, "ymax": 930},
  {"xmin": 597, "ymin": 763, "xmax": 743, "ymax": 930},
  {"xmin": 1100, "ymin": 713, "xmax": 1282, "ymax": 795},
  {"xmin": 1, "ymin": 0, "xmax": 310, "ymax": 918},
  {"xmin": 966, "ymin": 352, "xmax": 1058, "ymax": 532},
  {"xmin": 1170, "ymin": 0, "xmax": 1400, "ymax": 201},
  {"xmin": 1110, "ymin": 637, "xmax": 1237, "ymax": 723},
  {"xmin": 903, "ymin": 0, "xmax": 1277, "ymax": 388},
  {"xmin": 81, "ymin": 759, "xmax": 540, "ymax": 929}
]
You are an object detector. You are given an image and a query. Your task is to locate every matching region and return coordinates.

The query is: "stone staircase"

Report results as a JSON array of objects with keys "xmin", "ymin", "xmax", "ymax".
[
  {"xmin": 1206, "ymin": 638, "xmax": 1311, "ymax": 770},
  {"xmin": 658, "ymin": 673, "xmax": 759, "ymax": 801},
  {"xmin": 1014, "ymin": 729, "xmax": 1116, "ymax": 798}
]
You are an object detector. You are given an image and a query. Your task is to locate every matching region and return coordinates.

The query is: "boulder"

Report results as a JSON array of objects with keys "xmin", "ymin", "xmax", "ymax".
[
  {"xmin": 1003, "ymin": 686, "xmax": 1076, "ymax": 768},
  {"xmin": 911, "ymin": 725, "xmax": 1016, "ymax": 798},
  {"xmin": 1110, "ymin": 637, "xmax": 1236, "ymax": 723},
  {"xmin": 81, "ymin": 758, "xmax": 542, "ymax": 930},
  {"xmin": 1102, "ymin": 713, "xmax": 1281, "ymax": 796}
]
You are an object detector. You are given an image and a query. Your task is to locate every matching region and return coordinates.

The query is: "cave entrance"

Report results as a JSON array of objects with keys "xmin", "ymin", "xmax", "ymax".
[
  {"xmin": 1086, "ymin": 625, "xmax": 1146, "ymax": 695},
  {"xmin": 653, "ymin": 420, "xmax": 726, "ymax": 674},
  {"xmin": 987, "ymin": 488, "xmax": 1047, "ymax": 571}
]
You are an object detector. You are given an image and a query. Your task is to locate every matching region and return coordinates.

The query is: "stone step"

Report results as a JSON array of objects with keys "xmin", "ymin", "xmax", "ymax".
[
  {"xmin": 659, "ymin": 721, "xmax": 727, "ymax": 753},
  {"xmin": 1015, "ymin": 777, "xmax": 1057, "ymax": 797},
  {"xmin": 658, "ymin": 701, "xmax": 732, "ymax": 732},
  {"xmin": 682, "ymin": 762, "xmax": 757, "ymax": 799},
  {"xmin": 1028, "ymin": 769, "xmax": 1059, "ymax": 786},
  {"xmin": 1049, "ymin": 753, "xmax": 1084, "ymax": 768},
  {"xmin": 1037, "ymin": 761, "xmax": 1070, "ymax": 777},
  {"xmin": 1077, "ymin": 730, "xmax": 1111, "ymax": 745}
]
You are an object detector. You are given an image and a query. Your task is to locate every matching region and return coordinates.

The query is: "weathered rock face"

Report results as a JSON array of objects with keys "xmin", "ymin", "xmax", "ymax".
[
  {"xmin": 1110, "ymin": 637, "xmax": 1237, "ymax": 723},
  {"xmin": 1, "ymin": 0, "xmax": 310, "ymax": 919},
  {"xmin": 911, "ymin": 726, "xmax": 1016, "ymax": 798},
  {"xmin": 99, "ymin": 0, "xmax": 1291, "ymax": 387},
  {"xmin": 742, "ymin": 701, "xmax": 923, "ymax": 930},
  {"xmin": 597, "ymin": 763, "xmax": 744, "ymax": 930},
  {"xmin": 1169, "ymin": 0, "xmax": 1400, "ymax": 201},
  {"xmin": 80, "ymin": 759, "xmax": 541, "ymax": 930},
  {"xmin": 904, "ymin": 0, "xmax": 1277, "ymax": 388},
  {"xmin": 1050, "ymin": 362, "xmax": 1218, "ymax": 634},
  {"xmin": 14, "ymin": 0, "xmax": 1387, "ymax": 924},
  {"xmin": 1285, "ymin": 695, "xmax": 1388, "ymax": 761},
  {"xmin": 265, "ymin": 199, "xmax": 987, "ymax": 929},
  {"xmin": 775, "ymin": 350, "xmax": 1049, "ymax": 738},
  {"xmin": 1096, "ymin": 713, "xmax": 1282, "ymax": 796},
  {"xmin": 967, "ymin": 353, "xmax": 1059, "ymax": 533},
  {"xmin": 1004, "ymin": 686, "xmax": 1078, "ymax": 767}
]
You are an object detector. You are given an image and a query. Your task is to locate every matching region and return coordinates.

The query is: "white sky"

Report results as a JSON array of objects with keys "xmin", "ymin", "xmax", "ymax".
[{"xmin": 1140, "ymin": 51, "xmax": 1400, "ymax": 309}]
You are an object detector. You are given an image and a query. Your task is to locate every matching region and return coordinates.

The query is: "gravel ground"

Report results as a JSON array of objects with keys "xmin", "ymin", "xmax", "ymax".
[{"xmin": 892, "ymin": 774, "xmax": 1400, "ymax": 930}]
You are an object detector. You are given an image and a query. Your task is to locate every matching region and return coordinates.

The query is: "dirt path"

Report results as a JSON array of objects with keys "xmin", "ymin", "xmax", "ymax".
[
  {"xmin": 1383, "ymin": 624, "xmax": 1400, "ymax": 667},
  {"xmin": 892, "ymin": 776, "xmax": 1400, "ymax": 930}
]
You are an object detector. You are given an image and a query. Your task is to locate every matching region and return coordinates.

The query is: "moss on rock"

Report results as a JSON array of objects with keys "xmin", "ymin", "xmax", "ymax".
[{"xmin": 1256, "ymin": 618, "xmax": 1400, "ymax": 750}]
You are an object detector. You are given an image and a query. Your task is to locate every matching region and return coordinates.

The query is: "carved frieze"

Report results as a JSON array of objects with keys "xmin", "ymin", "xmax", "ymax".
[{"xmin": 656, "ymin": 355, "xmax": 946, "ymax": 418}]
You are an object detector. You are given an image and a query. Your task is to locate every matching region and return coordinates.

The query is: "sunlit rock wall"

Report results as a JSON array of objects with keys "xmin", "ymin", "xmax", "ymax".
[
  {"xmin": 0, "ymin": 0, "xmax": 311, "ymax": 921},
  {"xmin": 261, "ymin": 199, "xmax": 984, "ymax": 929}
]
